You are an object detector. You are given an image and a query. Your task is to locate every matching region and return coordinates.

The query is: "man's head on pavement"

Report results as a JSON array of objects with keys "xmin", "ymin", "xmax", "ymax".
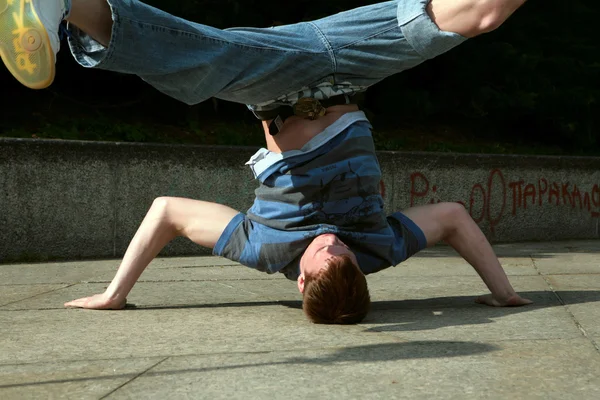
[{"xmin": 298, "ymin": 234, "xmax": 371, "ymax": 324}]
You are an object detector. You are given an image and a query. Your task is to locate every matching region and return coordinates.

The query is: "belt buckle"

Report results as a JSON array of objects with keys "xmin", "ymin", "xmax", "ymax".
[{"xmin": 293, "ymin": 97, "xmax": 327, "ymax": 120}]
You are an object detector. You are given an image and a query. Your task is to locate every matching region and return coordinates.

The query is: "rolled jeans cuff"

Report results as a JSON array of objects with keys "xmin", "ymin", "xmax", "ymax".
[{"xmin": 398, "ymin": 0, "xmax": 468, "ymax": 60}]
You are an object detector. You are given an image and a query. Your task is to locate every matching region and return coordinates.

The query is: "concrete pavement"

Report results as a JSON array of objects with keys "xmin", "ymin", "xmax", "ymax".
[{"xmin": 1, "ymin": 240, "xmax": 600, "ymax": 399}]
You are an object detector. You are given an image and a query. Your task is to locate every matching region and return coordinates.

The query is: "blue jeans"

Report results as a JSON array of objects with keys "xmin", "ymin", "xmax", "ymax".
[{"xmin": 67, "ymin": 0, "xmax": 466, "ymax": 107}]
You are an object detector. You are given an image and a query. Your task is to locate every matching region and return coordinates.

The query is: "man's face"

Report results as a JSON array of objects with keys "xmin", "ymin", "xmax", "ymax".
[{"xmin": 297, "ymin": 234, "xmax": 359, "ymax": 293}]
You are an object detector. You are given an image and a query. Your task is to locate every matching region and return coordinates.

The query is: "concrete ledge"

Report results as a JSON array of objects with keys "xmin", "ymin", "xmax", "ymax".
[{"xmin": 1, "ymin": 138, "xmax": 599, "ymax": 262}]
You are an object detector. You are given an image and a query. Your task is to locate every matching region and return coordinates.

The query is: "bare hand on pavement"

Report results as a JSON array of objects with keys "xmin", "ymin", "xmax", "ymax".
[
  {"xmin": 475, "ymin": 293, "xmax": 533, "ymax": 307},
  {"xmin": 64, "ymin": 293, "xmax": 127, "ymax": 310}
]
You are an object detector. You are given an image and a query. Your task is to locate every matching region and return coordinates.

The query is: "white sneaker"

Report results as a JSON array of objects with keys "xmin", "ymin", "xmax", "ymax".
[{"xmin": 0, "ymin": 0, "xmax": 70, "ymax": 89}]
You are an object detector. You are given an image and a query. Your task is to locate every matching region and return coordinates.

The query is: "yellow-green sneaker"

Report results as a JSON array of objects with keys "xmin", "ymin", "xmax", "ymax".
[{"xmin": 0, "ymin": 0, "xmax": 70, "ymax": 89}]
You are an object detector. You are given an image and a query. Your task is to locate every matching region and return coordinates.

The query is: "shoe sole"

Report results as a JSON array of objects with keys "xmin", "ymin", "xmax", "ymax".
[{"xmin": 0, "ymin": 0, "xmax": 55, "ymax": 89}]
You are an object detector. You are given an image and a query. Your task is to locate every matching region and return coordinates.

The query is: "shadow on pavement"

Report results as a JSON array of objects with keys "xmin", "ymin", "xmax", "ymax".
[
  {"xmin": 0, "ymin": 341, "xmax": 498, "ymax": 390},
  {"xmin": 4, "ymin": 291, "xmax": 599, "ymax": 390},
  {"xmin": 125, "ymin": 290, "xmax": 599, "ymax": 333},
  {"xmin": 360, "ymin": 290, "xmax": 599, "ymax": 331},
  {"xmin": 132, "ymin": 290, "xmax": 600, "ymax": 316},
  {"xmin": 129, "ymin": 290, "xmax": 599, "ymax": 314}
]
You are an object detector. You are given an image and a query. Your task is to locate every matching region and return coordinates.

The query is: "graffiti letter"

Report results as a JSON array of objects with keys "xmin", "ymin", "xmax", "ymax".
[
  {"xmin": 549, "ymin": 183, "xmax": 560, "ymax": 206},
  {"xmin": 486, "ymin": 169, "xmax": 506, "ymax": 233},
  {"xmin": 592, "ymin": 184, "xmax": 600, "ymax": 208},
  {"xmin": 562, "ymin": 183, "xmax": 573, "ymax": 207},
  {"xmin": 571, "ymin": 185, "xmax": 583, "ymax": 209},
  {"xmin": 538, "ymin": 178, "xmax": 548, "ymax": 206},
  {"xmin": 508, "ymin": 182, "xmax": 520, "ymax": 216},
  {"xmin": 508, "ymin": 180, "xmax": 524, "ymax": 215},
  {"xmin": 470, "ymin": 184, "xmax": 486, "ymax": 223},
  {"xmin": 410, "ymin": 172, "xmax": 429, "ymax": 207},
  {"xmin": 523, "ymin": 184, "xmax": 536, "ymax": 209},
  {"xmin": 584, "ymin": 192, "xmax": 591, "ymax": 212},
  {"xmin": 379, "ymin": 180, "xmax": 387, "ymax": 199}
]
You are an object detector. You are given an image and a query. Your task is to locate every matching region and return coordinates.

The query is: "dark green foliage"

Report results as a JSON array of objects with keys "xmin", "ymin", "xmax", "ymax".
[{"xmin": 1, "ymin": 0, "xmax": 597, "ymax": 154}]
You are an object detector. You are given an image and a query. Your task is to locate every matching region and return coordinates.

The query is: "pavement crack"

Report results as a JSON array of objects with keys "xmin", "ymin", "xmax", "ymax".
[
  {"xmin": 531, "ymin": 256, "xmax": 600, "ymax": 355},
  {"xmin": 0, "ymin": 284, "xmax": 76, "ymax": 308},
  {"xmin": 216, "ymin": 282, "xmax": 260, "ymax": 295},
  {"xmin": 164, "ymin": 264, "xmax": 242, "ymax": 269},
  {"xmin": 99, "ymin": 357, "xmax": 169, "ymax": 399}
]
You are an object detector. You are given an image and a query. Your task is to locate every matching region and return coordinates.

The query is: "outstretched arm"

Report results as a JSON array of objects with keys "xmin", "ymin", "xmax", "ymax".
[
  {"xmin": 401, "ymin": 202, "xmax": 532, "ymax": 307},
  {"xmin": 65, "ymin": 197, "xmax": 239, "ymax": 309},
  {"xmin": 427, "ymin": 0, "xmax": 528, "ymax": 38}
]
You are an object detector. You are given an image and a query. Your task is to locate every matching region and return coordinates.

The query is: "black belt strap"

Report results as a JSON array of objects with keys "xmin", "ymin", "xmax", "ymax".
[{"xmin": 253, "ymin": 93, "xmax": 364, "ymax": 136}]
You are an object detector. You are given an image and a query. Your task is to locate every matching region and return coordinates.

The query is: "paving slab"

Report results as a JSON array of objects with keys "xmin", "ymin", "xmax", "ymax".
[
  {"xmin": 545, "ymin": 275, "xmax": 600, "ymax": 338},
  {"xmin": 104, "ymin": 339, "xmax": 600, "ymax": 400},
  {"xmin": 362, "ymin": 305, "xmax": 582, "ymax": 342},
  {"xmin": 0, "ymin": 260, "xmax": 118, "ymax": 285},
  {"xmin": 491, "ymin": 240, "xmax": 600, "ymax": 258},
  {"xmin": 136, "ymin": 264, "xmax": 284, "ymax": 283},
  {"xmin": 548, "ymin": 274, "xmax": 600, "ymax": 292},
  {"xmin": 1, "ymin": 274, "xmax": 544, "ymax": 312},
  {"xmin": 390, "ymin": 255, "xmax": 537, "ymax": 277},
  {"xmin": 0, "ymin": 358, "xmax": 163, "ymax": 400},
  {"xmin": 0, "ymin": 280, "xmax": 299, "ymax": 311},
  {"xmin": 366, "ymin": 273, "xmax": 551, "ymax": 306},
  {"xmin": 0, "ymin": 306, "xmax": 406, "ymax": 365},
  {"xmin": 414, "ymin": 240, "xmax": 598, "ymax": 258},
  {"xmin": 149, "ymin": 257, "xmax": 243, "ymax": 268},
  {"xmin": 1, "ymin": 241, "xmax": 599, "ymax": 399},
  {"xmin": 0, "ymin": 259, "xmax": 255, "ymax": 286},
  {"xmin": 0, "ymin": 284, "xmax": 69, "ymax": 307},
  {"xmin": 534, "ymin": 253, "xmax": 600, "ymax": 275}
]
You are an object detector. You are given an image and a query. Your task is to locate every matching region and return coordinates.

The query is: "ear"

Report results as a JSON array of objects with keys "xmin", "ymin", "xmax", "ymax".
[{"xmin": 297, "ymin": 274, "xmax": 305, "ymax": 294}]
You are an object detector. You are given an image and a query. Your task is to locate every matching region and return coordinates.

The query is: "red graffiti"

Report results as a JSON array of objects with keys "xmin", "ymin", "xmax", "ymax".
[
  {"xmin": 538, "ymin": 178, "xmax": 548, "ymax": 206},
  {"xmin": 409, "ymin": 170, "xmax": 600, "ymax": 231},
  {"xmin": 470, "ymin": 184, "xmax": 486, "ymax": 224},
  {"xmin": 486, "ymin": 169, "xmax": 506, "ymax": 232},
  {"xmin": 410, "ymin": 172, "xmax": 429, "ymax": 207},
  {"xmin": 380, "ymin": 180, "xmax": 387, "ymax": 198},
  {"xmin": 593, "ymin": 184, "xmax": 600, "ymax": 207}
]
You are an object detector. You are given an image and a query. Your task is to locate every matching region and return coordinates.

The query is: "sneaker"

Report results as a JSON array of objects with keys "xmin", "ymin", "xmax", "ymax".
[{"xmin": 0, "ymin": 0, "xmax": 70, "ymax": 89}]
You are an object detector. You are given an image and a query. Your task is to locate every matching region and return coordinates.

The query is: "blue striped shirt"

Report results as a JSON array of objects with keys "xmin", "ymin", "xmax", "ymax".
[{"xmin": 214, "ymin": 111, "xmax": 426, "ymax": 280}]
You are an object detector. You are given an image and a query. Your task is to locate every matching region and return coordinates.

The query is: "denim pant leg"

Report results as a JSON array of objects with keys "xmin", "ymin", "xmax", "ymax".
[
  {"xmin": 67, "ymin": 0, "xmax": 467, "ymax": 106},
  {"xmin": 310, "ymin": 0, "xmax": 467, "ymax": 89},
  {"xmin": 67, "ymin": 0, "xmax": 333, "ymax": 105}
]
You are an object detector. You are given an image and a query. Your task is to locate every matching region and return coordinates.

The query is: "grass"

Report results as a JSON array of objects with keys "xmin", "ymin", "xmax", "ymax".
[
  {"xmin": 1, "ymin": 114, "xmax": 591, "ymax": 156},
  {"xmin": 0, "ymin": 91, "xmax": 594, "ymax": 157},
  {"xmin": 2, "ymin": 115, "xmax": 265, "ymax": 147}
]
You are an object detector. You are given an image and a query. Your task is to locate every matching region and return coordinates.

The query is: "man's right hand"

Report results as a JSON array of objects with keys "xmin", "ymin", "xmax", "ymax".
[{"xmin": 64, "ymin": 293, "xmax": 127, "ymax": 310}]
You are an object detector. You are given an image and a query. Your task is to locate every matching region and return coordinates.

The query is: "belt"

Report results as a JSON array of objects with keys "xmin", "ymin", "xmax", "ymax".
[{"xmin": 253, "ymin": 93, "xmax": 365, "ymax": 136}]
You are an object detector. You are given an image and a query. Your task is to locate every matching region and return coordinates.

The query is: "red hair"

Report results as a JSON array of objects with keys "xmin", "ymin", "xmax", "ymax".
[{"xmin": 302, "ymin": 254, "xmax": 370, "ymax": 324}]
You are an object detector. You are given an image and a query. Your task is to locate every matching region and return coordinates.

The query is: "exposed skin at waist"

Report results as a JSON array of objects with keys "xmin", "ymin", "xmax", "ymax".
[{"xmin": 262, "ymin": 104, "xmax": 360, "ymax": 153}]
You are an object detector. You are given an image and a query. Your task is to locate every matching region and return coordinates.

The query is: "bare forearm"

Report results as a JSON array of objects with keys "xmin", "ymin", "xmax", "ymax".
[
  {"xmin": 402, "ymin": 204, "xmax": 517, "ymax": 299},
  {"xmin": 445, "ymin": 219, "xmax": 516, "ymax": 300},
  {"xmin": 65, "ymin": 198, "xmax": 239, "ymax": 310},
  {"xmin": 104, "ymin": 213, "xmax": 177, "ymax": 301}
]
